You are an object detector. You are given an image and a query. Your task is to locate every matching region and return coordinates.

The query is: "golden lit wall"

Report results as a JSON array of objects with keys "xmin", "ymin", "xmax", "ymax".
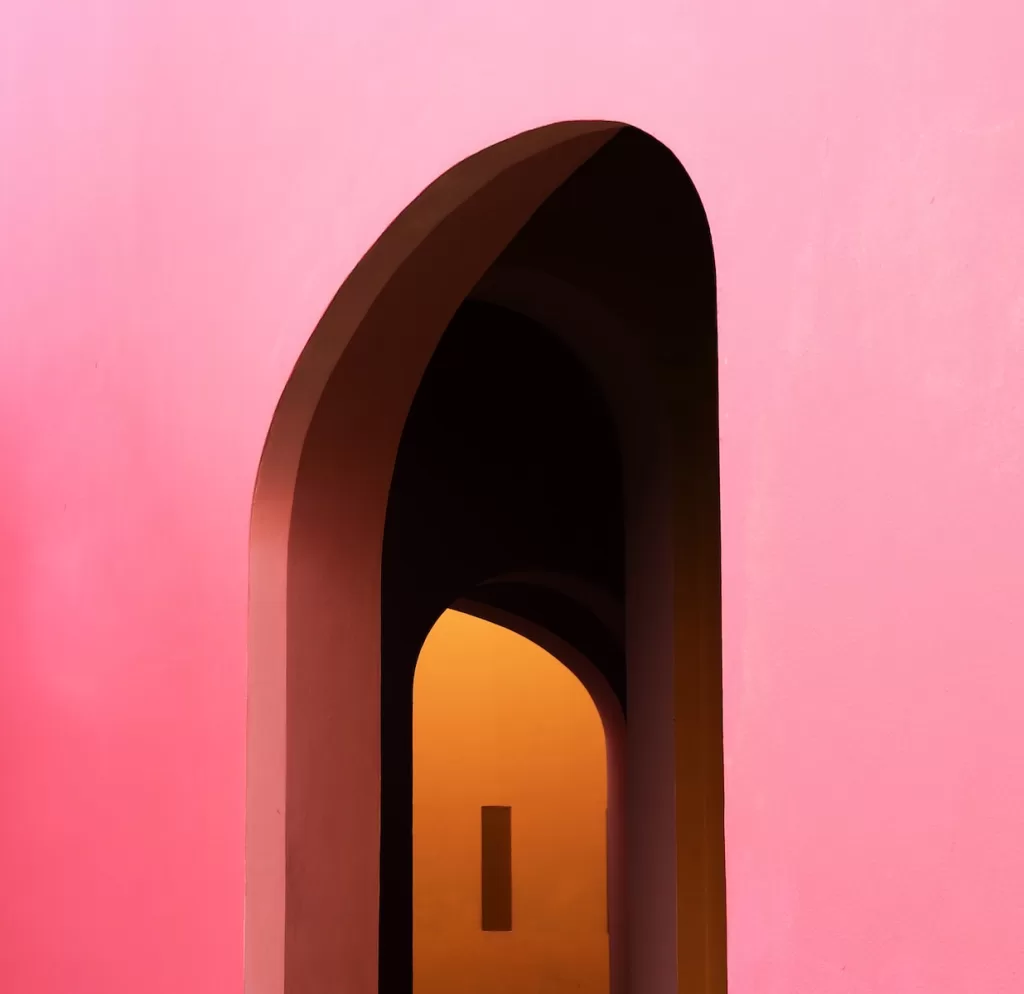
[{"xmin": 413, "ymin": 610, "xmax": 609, "ymax": 994}]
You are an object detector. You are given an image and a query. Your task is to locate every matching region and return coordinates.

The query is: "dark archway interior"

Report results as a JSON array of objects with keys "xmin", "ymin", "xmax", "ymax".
[
  {"xmin": 377, "ymin": 125, "xmax": 718, "ymax": 994},
  {"xmin": 380, "ymin": 300, "xmax": 625, "ymax": 993},
  {"xmin": 383, "ymin": 299, "xmax": 625, "ymax": 684}
]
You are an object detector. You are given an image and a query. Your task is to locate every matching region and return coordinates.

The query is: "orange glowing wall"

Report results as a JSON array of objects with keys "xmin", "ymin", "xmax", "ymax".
[{"xmin": 413, "ymin": 610, "xmax": 608, "ymax": 994}]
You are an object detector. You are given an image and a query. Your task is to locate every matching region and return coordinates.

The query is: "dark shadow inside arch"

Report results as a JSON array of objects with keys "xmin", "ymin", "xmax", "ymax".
[
  {"xmin": 381, "ymin": 299, "xmax": 626, "ymax": 992},
  {"xmin": 379, "ymin": 125, "xmax": 719, "ymax": 994}
]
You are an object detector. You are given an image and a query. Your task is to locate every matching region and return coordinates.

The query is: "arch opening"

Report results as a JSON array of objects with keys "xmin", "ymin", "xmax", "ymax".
[
  {"xmin": 382, "ymin": 294, "xmax": 628, "ymax": 994},
  {"xmin": 412, "ymin": 608, "xmax": 614, "ymax": 994},
  {"xmin": 247, "ymin": 122, "xmax": 724, "ymax": 994}
]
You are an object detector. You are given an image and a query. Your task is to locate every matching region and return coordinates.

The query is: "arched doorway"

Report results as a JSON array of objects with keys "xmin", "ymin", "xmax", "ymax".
[
  {"xmin": 247, "ymin": 123, "xmax": 725, "ymax": 994},
  {"xmin": 380, "ymin": 290, "xmax": 629, "ymax": 994},
  {"xmin": 413, "ymin": 609, "xmax": 610, "ymax": 994}
]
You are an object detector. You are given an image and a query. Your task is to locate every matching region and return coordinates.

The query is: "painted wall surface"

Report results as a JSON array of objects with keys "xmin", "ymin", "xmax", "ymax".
[
  {"xmin": 413, "ymin": 610, "xmax": 607, "ymax": 994},
  {"xmin": 1, "ymin": 2, "xmax": 1023, "ymax": 993}
]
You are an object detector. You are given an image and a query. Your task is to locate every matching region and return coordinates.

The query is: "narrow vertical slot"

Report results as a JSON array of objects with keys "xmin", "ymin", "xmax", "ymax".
[{"xmin": 481, "ymin": 805, "xmax": 512, "ymax": 931}]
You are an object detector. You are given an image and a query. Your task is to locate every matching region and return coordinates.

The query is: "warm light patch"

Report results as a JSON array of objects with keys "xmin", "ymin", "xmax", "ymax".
[{"xmin": 413, "ymin": 609, "xmax": 609, "ymax": 994}]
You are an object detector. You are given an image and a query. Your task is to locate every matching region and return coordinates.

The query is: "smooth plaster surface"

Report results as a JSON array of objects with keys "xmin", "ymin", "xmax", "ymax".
[{"xmin": 2, "ymin": 1, "xmax": 1024, "ymax": 992}]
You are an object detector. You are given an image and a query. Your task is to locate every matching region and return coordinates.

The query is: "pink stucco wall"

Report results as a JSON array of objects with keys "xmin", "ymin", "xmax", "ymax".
[{"xmin": 1, "ymin": 1, "xmax": 1022, "ymax": 992}]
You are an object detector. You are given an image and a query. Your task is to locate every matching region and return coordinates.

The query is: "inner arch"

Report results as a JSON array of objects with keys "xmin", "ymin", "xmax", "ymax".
[{"xmin": 412, "ymin": 609, "xmax": 610, "ymax": 994}]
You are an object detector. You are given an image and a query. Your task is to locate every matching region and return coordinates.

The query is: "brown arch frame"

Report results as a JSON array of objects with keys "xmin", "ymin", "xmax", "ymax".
[{"xmin": 246, "ymin": 121, "xmax": 725, "ymax": 994}]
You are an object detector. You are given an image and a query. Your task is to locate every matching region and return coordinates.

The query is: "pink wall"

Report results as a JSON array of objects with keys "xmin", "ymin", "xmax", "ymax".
[{"xmin": 1, "ymin": 1, "xmax": 1023, "ymax": 993}]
